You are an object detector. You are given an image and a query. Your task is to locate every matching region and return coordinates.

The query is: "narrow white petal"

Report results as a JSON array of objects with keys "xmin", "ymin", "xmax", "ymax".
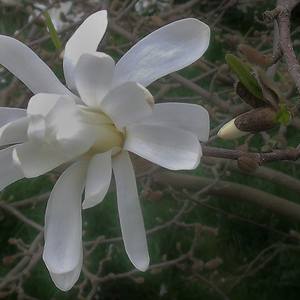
[
  {"xmin": 43, "ymin": 161, "xmax": 87, "ymax": 275},
  {"xmin": 141, "ymin": 103, "xmax": 210, "ymax": 141},
  {"xmin": 64, "ymin": 10, "xmax": 108, "ymax": 91},
  {"xmin": 101, "ymin": 82, "xmax": 153, "ymax": 129},
  {"xmin": 124, "ymin": 124, "xmax": 202, "ymax": 170},
  {"xmin": 0, "ymin": 35, "xmax": 71, "ymax": 95},
  {"xmin": 113, "ymin": 18, "xmax": 210, "ymax": 87},
  {"xmin": 0, "ymin": 117, "xmax": 29, "ymax": 146},
  {"xmin": 75, "ymin": 52, "xmax": 115, "ymax": 108},
  {"xmin": 0, "ymin": 146, "xmax": 24, "ymax": 191},
  {"xmin": 0, "ymin": 107, "xmax": 26, "ymax": 127},
  {"xmin": 112, "ymin": 151, "xmax": 149, "ymax": 271},
  {"xmin": 49, "ymin": 249, "xmax": 83, "ymax": 292},
  {"xmin": 13, "ymin": 142, "xmax": 70, "ymax": 178},
  {"xmin": 83, "ymin": 151, "xmax": 112, "ymax": 209}
]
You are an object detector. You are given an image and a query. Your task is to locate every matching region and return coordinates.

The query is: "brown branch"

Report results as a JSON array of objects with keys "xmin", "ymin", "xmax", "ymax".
[
  {"xmin": 0, "ymin": 233, "xmax": 43, "ymax": 290},
  {"xmin": 154, "ymin": 171, "xmax": 300, "ymax": 222},
  {"xmin": 203, "ymin": 157, "xmax": 300, "ymax": 194},
  {"xmin": 0, "ymin": 202, "xmax": 43, "ymax": 232},
  {"xmin": 265, "ymin": 0, "xmax": 300, "ymax": 94},
  {"xmin": 195, "ymin": 274, "xmax": 230, "ymax": 300},
  {"xmin": 202, "ymin": 145, "xmax": 300, "ymax": 164}
]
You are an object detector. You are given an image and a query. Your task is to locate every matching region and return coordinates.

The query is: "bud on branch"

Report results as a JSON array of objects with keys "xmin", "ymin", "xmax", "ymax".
[{"xmin": 217, "ymin": 107, "xmax": 277, "ymax": 140}]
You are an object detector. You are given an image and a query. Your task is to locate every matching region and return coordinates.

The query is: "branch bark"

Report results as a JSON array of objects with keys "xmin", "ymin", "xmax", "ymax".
[
  {"xmin": 266, "ymin": 0, "xmax": 300, "ymax": 94},
  {"xmin": 202, "ymin": 145, "xmax": 300, "ymax": 164},
  {"xmin": 203, "ymin": 157, "xmax": 300, "ymax": 194},
  {"xmin": 154, "ymin": 171, "xmax": 300, "ymax": 222}
]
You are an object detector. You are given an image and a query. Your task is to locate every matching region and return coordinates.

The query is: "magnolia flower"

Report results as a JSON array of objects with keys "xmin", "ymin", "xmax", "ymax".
[{"xmin": 0, "ymin": 11, "xmax": 210, "ymax": 290}]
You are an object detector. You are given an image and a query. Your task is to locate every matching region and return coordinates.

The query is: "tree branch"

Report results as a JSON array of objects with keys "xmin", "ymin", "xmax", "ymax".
[
  {"xmin": 154, "ymin": 171, "xmax": 300, "ymax": 222},
  {"xmin": 265, "ymin": 0, "xmax": 300, "ymax": 94},
  {"xmin": 202, "ymin": 145, "xmax": 300, "ymax": 164}
]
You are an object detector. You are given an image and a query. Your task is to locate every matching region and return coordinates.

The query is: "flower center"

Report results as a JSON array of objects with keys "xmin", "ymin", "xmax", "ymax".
[{"xmin": 78, "ymin": 106, "xmax": 124, "ymax": 156}]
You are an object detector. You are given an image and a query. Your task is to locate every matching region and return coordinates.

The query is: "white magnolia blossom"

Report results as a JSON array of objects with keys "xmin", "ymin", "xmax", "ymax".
[{"xmin": 0, "ymin": 11, "xmax": 210, "ymax": 291}]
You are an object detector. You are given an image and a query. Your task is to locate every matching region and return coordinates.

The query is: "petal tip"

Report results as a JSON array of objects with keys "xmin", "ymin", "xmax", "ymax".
[
  {"xmin": 133, "ymin": 255, "xmax": 150, "ymax": 272},
  {"xmin": 82, "ymin": 199, "xmax": 93, "ymax": 210},
  {"xmin": 217, "ymin": 118, "xmax": 247, "ymax": 140}
]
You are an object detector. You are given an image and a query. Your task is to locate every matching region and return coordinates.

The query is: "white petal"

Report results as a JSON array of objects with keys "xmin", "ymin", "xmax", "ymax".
[
  {"xmin": 124, "ymin": 124, "xmax": 202, "ymax": 170},
  {"xmin": 63, "ymin": 10, "xmax": 108, "ymax": 91},
  {"xmin": 27, "ymin": 94, "xmax": 67, "ymax": 140},
  {"xmin": 82, "ymin": 151, "xmax": 112, "ymax": 209},
  {"xmin": 49, "ymin": 249, "xmax": 83, "ymax": 292},
  {"xmin": 30, "ymin": 95, "xmax": 96, "ymax": 158},
  {"xmin": 47, "ymin": 100, "xmax": 96, "ymax": 156},
  {"xmin": 27, "ymin": 93, "xmax": 65, "ymax": 117},
  {"xmin": 112, "ymin": 151, "xmax": 149, "ymax": 271},
  {"xmin": 0, "ymin": 117, "xmax": 29, "ymax": 146},
  {"xmin": 27, "ymin": 115, "xmax": 46, "ymax": 143},
  {"xmin": 113, "ymin": 18, "xmax": 210, "ymax": 87},
  {"xmin": 0, "ymin": 35, "xmax": 71, "ymax": 95},
  {"xmin": 0, "ymin": 146, "xmax": 24, "ymax": 191},
  {"xmin": 13, "ymin": 142, "xmax": 70, "ymax": 178},
  {"xmin": 75, "ymin": 52, "xmax": 115, "ymax": 108},
  {"xmin": 43, "ymin": 161, "xmax": 87, "ymax": 275},
  {"xmin": 141, "ymin": 103, "xmax": 210, "ymax": 141},
  {"xmin": 27, "ymin": 94, "xmax": 92, "ymax": 149},
  {"xmin": 0, "ymin": 107, "xmax": 26, "ymax": 127},
  {"xmin": 101, "ymin": 82, "xmax": 153, "ymax": 129}
]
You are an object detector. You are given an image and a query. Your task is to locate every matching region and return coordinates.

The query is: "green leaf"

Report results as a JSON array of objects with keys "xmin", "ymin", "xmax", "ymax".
[
  {"xmin": 276, "ymin": 104, "xmax": 291, "ymax": 125},
  {"xmin": 225, "ymin": 54, "xmax": 263, "ymax": 100},
  {"xmin": 236, "ymin": 81, "xmax": 265, "ymax": 108},
  {"xmin": 43, "ymin": 11, "xmax": 62, "ymax": 50},
  {"xmin": 254, "ymin": 68, "xmax": 282, "ymax": 110}
]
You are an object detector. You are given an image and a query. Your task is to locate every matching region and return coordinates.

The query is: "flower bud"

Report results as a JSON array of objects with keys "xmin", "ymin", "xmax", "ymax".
[
  {"xmin": 235, "ymin": 107, "xmax": 277, "ymax": 132},
  {"xmin": 218, "ymin": 107, "xmax": 277, "ymax": 140},
  {"xmin": 204, "ymin": 257, "xmax": 223, "ymax": 270},
  {"xmin": 238, "ymin": 44, "xmax": 272, "ymax": 67}
]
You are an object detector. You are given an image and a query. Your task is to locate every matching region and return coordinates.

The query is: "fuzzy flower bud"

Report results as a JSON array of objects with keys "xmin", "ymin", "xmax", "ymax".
[{"xmin": 218, "ymin": 107, "xmax": 277, "ymax": 140}]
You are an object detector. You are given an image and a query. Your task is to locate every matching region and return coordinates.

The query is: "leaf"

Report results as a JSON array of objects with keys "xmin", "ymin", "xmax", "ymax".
[
  {"xmin": 43, "ymin": 11, "xmax": 62, "ymax": 50},
  {"xmin": 225, "ymin": 54, "xmax": 263, "ymax": 100},
  {"xmin": 276, "ymin": 104, "xmax": 291, "ymax": 125},
  {"xmin": 235, "ymin": 81, "xmax": 265, "ymax": 108},
  {"xmin": 254, "ymin": 68, "xmax": 282, "ymax": 110}
]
